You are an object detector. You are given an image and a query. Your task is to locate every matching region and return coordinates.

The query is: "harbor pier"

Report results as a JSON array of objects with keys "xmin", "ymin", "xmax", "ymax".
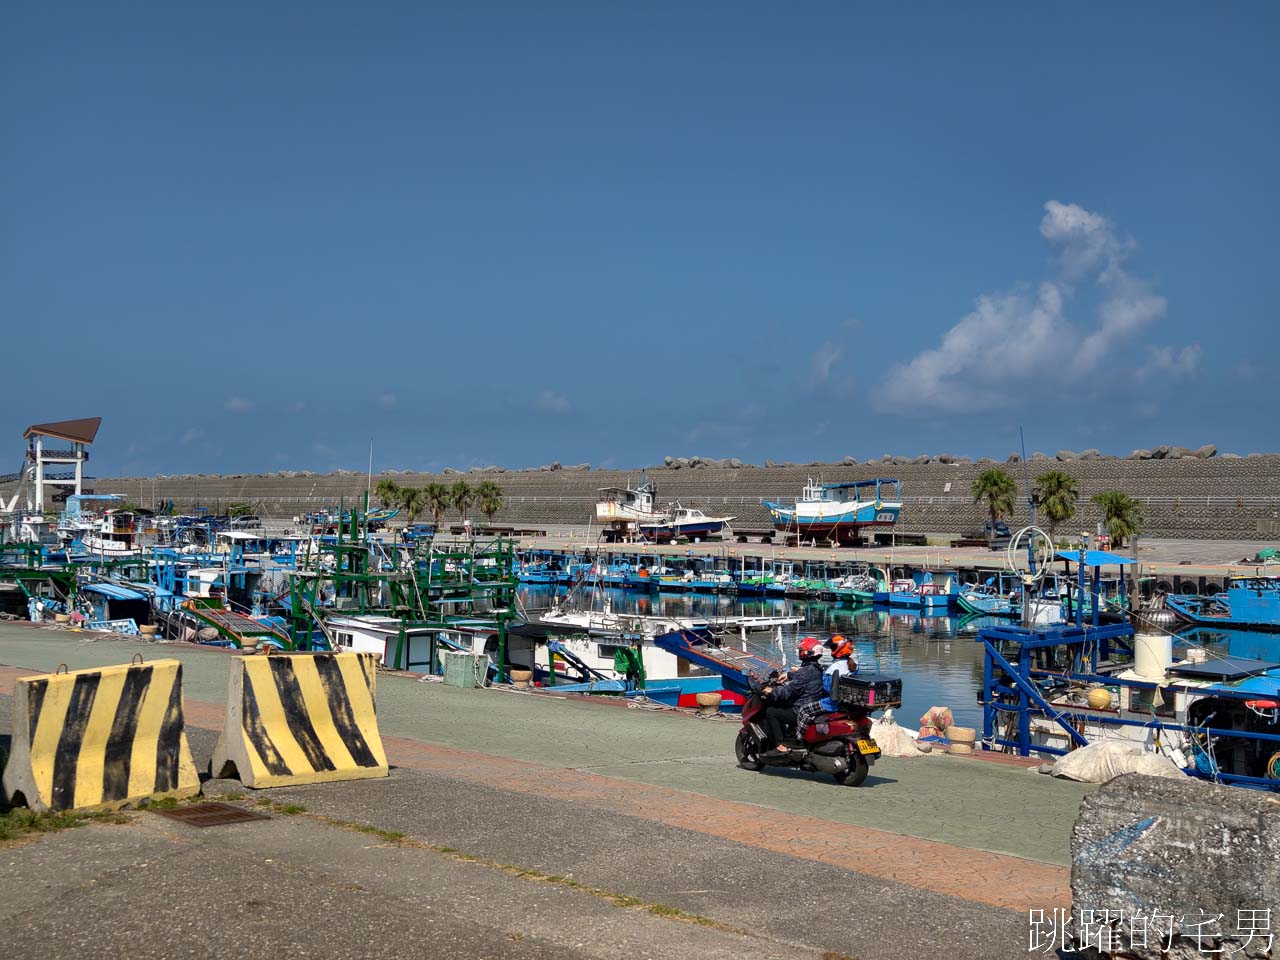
[{"xmin": 1, "ymin": 622, "xmax": 1084, "ymax": 960}]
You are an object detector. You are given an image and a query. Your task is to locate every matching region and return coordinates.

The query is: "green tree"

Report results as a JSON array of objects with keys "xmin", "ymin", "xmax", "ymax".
[
  {"xmin": 397, "ymin": 486, "xmax": 425, "ymax": 523},
  {"xmin": 1091, "ymin": 491, "xmax": 1143, "ymax": 548},
  {"xmin": 424, "ymin": 482, "xmax": 452, "ymax": 529},
  {"xmin": 1032, "ymin": 471, "xmax": 1079, "ymax": 541},
  {"xmin": 227, "ymin": 502, "xmax": 255, "ymax": 517},
  {"xmin": 450, "ymin": 479, "xmax": 475, "ymax": 524},
  {"xmin": 475, "ymin": 480, "xmax": 504, "ymax": 523},
  {"xmin": 971, "ymin": 468, "xmax": 1018, "ymax": 539},
  {"xmin": 374, "ymin": 478, "xmax": 402, "ymax": 510}
]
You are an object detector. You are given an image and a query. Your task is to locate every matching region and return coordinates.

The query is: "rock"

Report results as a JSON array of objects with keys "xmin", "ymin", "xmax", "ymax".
[
  {"xmin": 549, "ymin": 461, "xmax": 562, "ymax": 471},
  {"xmin": 889, "ymin": 456, "xmax": 907, "ymax": 465},
  {"xmin": 663, "ymin": 456, "xmax": 676, "ymax": 467},
  {"xmin": 977, "ymin": 458, "xmax": 995, "ymax": 464},
  {"xmin": 1056, "ymin": 449, "xmax": 1079, "ymax": 461},
  {"xmin": 842, "ymin": 455, "xmax": 859, "ymax": 465},
  {"xmin": 909, "ymin": 455, "xmax": 931, "ymax": 465},
  {"xmin": 1079, "ymin": 448, "xmax": 1100, "ymax": 460},
  {"xmin": 1151, "ymin": 445, "xmax": 1171, "ymax": 459},
  {"xmin": 764, "ymin": 459, "xmax": 777, "ymax": 468},
  {"xmin": 1168, "ymin": 445, "xmax": 1193, "ymax": 459},
  {"xmin": 673, "ymin": 457, "xmax": 690, "ymax": 469},
  {"xmin": 728, "ymin": 458, "xmax": 744, "ymax": 468},
  {"xmin": 937, "ymin": 453, "xmax": 955, "ymax": 464},
  {"xmin": 200, "ymin": 778, "xmax": 246, "ymax": 799},
  {"xmin": 952, "ymin": 456, "xmax": 972, "ymax": 464},
  {"xmin": 442, "ymin": 467, "xmax": 461, "ymax": 475},
  {"xmin": 1220, "ymin": 452, "xmax": 1242, "ymax": 459},
  {"xmin": 688, "ymin": 456, "xmax": 704, "ymax": 467},
  {"xmin": 1031, "ymin": 451, "xmax": 1049, "ymax": 461},
  {"xmin": 564, "ymin": 463, "xmax": 590, "ymax": 471},
  {"xmin": 1128, "ymin": 449, "xmax": 1151, "ymax": 460},
  {"xmin": 1194, "ymin": 444, "xmax": 1217, "ymax": 458},
  {"xmin": 1007, "ymin": 453, "xmax": 1022, "ymax": 463},
  {"xmin": 1071, "ymin": 774, "xmax": 1280, "ymax": 959}
]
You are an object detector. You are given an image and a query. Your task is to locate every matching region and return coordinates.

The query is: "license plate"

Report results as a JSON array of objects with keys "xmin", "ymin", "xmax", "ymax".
[{"xmin": 856, "ymin": 739, "xmax": 880, "ymax": 755}]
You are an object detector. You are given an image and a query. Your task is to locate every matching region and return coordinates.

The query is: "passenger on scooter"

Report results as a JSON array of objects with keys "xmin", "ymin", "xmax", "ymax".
[
  {"xmin": 819, "ymin": 636, "xmax": 859, "ymax": 714},
  {"xmin": 763, "ymin": 637, "xmax": 825, "ymax": 754}
]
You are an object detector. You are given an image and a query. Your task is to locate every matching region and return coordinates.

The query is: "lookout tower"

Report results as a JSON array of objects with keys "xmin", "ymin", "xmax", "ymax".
[{"xmin": 21, "ymin": 416, "xmax": 101, "ymax": 515}]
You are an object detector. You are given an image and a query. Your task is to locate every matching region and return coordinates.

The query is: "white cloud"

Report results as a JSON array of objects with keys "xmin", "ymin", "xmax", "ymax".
[
  {"xmin": 180, "ymin": 428, "xmax": 203, "ymax": 445},
  {"xmin": 876, "ymin": 201, "xmax": 1169, "ymax": 414},
  {"xmin": 534, "ymin": 390, "xmax": 571, "ymax": 414},
  {"xmin": 812, "ymin": 341, "xmax": 843, "ymax": 382},
  {"xmin": 379, "ymin": 393, "xmax": 398, "ymax": 409},
  {"xmin": 224, "ymin": 396, "xmax": 254, "ymax": 413},
  {"xmin": 1138, "ymin": 343, "xmax": 1201, "ymax": 380}
]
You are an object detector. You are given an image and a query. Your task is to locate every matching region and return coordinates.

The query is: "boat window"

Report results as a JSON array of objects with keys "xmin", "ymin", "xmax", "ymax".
[
  {"xmin": 1128, "ymin": 686, "xmax": 1176, "ymax": 718},
  {"xmin": 597, "ymin": 644, "xmax": 627, "ymax": 658}
]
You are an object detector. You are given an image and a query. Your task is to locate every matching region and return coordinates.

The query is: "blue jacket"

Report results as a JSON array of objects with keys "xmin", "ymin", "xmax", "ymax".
[{"xmin": 819, "ymin": 659, "xmax": 858, "ymax": 713}]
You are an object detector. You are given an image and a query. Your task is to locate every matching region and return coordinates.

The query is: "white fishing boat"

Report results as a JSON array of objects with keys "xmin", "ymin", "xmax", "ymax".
[
  {"xmin": 763, "ymin": 478, "xmax": 903, "ymax": 544},
  {"xmin": 637, "ymin": 503, "xmax": 736, "ymax": 542},
  {"xmin": 594, "ymin": 473, "xmax": 664, "ymax": 525}
]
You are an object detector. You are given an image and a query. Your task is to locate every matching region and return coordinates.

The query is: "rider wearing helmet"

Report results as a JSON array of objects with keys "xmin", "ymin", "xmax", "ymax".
[
  {"xmin": 763, "ymin": 637, "xmax": 826, "ymax": 754},
  {"xmin": 818, "ymin": 636, "xmax": 860, "ymax": 714}
]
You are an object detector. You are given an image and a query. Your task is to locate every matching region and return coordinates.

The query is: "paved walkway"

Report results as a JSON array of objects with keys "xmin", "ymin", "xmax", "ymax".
[{"xmin": 0, "ymin": 623, "xmax": 1090, "ymax": 958}]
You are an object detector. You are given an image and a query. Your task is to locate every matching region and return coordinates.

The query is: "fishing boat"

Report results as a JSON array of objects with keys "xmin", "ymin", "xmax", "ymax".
[
  {"xmin": 873, "ymin": 572, "xmax": 957, "ymax": 611},
  {"xmin": 1165, "ymin": 576, "xmax": 1280, "ymax": 632},
  {"xmin": 58, "ymin": 495, "xmax": 144, "ymax": 557},
  {"xmin": 763, "ymin": 478, "xmax": 902, "ymax": 544},
  {"xmin": 595, "ymin": 473, "xmax": 664, "ymax": 525},
  {"xmin": 637, "ymin": 503, "xmax": 735, "ymax": 542},
  {"xmin": 957, "ymin": 573, "xmax": 1022, "ymax": 617}
]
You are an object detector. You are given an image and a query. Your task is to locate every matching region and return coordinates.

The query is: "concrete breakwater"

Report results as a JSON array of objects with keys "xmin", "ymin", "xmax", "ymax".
[{"xmin": 93, "ymin": 454, "xmax": 1280, "ymax": 541}]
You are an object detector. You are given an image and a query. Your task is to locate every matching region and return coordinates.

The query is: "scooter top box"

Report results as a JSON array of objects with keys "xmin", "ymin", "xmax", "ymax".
[{"xmin": 832, "ymin": 672, "xmax": 903, "ymax": 708}]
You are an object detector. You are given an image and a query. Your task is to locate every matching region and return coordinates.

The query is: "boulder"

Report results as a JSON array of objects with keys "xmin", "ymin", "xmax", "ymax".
[
  {"xmin": 442, "ymin": 467, "xmax": 461, "ymax": 475},
  {"xmin": 977, "ymin": 457, "xmax": 995, "ymax": 464},
  {"xmin": 1128, "ymin": 449, "xmax": 1152, "ymax": 460},
  {"xmin": 1168, "ymin": 445, "xmax": 1193, "ymax": 459},
  {"xmin": 565, "ymin": 463, "xmax": 590, "ymax": 471},
  {"xmin": 880, "ymin": 455, "xmax": 895, "ymax": 464},
  {"xmin": 1071, "ymin": 774, "xmax": 1280, "ymax": 959},
  {"xmin": 842, "ymin": 455, "xmax": 858, "ymax": 465},
  {"xmin": 1031, "ymin": 451, "xmax": 1050, "ymax": 461},
  {"xmin": 1007, "ymin": 453, "xmax": 1022, "ymax": 463},
  {"xmin": 937, "ymin": 453, "xmax": 955, "ymax": 464},
  {"xmin": 1151, "ymin": 445, "xmax": 1171, "ymax": 459},
  {"xmin": 1194, "ymin": 444, "xmax": 1218, "ymax": 459},
  {"xmin": 549, "ymin": 461, "xmax": 562, "ymax": 471},
  {"xmin": 1079, "ymin": 448, "xmax": 1100, "ymax": 460},
  {"xmin": 663, "ymin": 456, "xmax": 676, "ymax": 467},
  {"xmin": 952, "ymin": 456, "xmax": 972, "ymax": 464},
  {"xmin": 764, "ymin": 459, "xmax": 777, "ymax": 468},
  {"xmin": 909, "ymin": 455, "xmax": 931, "ymax": 465},
  {"xmin": 1220, "ymin": 452, "xmax": 1242, "ymax": 459},
  {"xmin": 727, "ymin": 458, "xmax": 744, "ymax": 468},
  {"xmin": 1056, "ymin": 450, "xmax": 1079, "ymax": 461},
  {"xmin": 688, "ymin": 456, "xmax": 704, "ymax": 467}
]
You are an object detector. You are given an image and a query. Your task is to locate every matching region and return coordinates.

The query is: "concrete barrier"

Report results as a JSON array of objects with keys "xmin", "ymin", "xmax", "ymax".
[
  {"xmin": 1070, "ymin": 774, "xmax": 1280, "ymax": 958},
  {"xmin": 211, "ymin": 652, "xmax": 388, "ymax": 788},
  {"xmin": 2, "ymin": 659, "xmax": 199, "ymax": 812}
]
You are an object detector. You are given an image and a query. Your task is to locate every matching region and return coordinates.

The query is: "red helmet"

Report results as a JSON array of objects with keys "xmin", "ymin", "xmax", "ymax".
[
  {"xmin": 832, "ymin": 638, "xmax": 854, "ymax": 660},
  {"xmin": 797, "ymin": 637, "xmax": 823, "ymax": 661}
]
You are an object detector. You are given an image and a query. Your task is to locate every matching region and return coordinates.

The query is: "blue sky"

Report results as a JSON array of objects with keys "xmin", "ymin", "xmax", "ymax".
[{"xmin": 4, "ymin": 3, "xmax": 1277, "ymax": 476}]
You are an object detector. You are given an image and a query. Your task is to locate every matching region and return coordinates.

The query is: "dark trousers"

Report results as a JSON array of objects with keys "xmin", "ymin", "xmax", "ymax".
[{"xmin": 765, "ymin": 705, "xmax": 796, "ymax": 746}]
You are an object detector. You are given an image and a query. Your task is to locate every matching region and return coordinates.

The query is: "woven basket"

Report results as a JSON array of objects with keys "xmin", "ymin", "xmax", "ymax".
[
  {"xmin": 948, "ymin": 742, "xmax": 973, "ymax": 755},
  {"xmin": 694, "ymin": 692, "xmax": 723, "ymax": 708},
  {"xmin": 948, "ymin": 726, "xmax": 977, "ymax": 745}
]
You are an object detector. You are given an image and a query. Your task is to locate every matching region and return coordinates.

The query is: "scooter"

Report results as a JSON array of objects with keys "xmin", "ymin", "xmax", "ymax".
[{"xmin": 734, "ymin": 673, "xmax": 893, "ymax": 787}]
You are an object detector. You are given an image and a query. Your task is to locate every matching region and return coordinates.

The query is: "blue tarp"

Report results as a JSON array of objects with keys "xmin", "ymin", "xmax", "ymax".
[
  {"xmin": 1055, "ymin": 550, "xmax": 1137, "ymax": 567},
  {"xmin": 79, "ymin": 582, "xmax": 148, "ymax": 601}
]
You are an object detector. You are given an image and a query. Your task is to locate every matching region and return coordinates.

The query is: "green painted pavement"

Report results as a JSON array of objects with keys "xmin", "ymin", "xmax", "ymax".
[{"xmin": 0, "ymin": 623, "xmax": 1090, "ymax": 864}]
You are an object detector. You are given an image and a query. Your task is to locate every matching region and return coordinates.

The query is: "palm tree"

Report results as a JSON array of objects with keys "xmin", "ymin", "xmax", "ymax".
[
  {"xmin": 450, "ymin": 479, "xmax": 475, "ymax": 524},
  {"xmin": 397, "ymin": 486, "xmax": 425, "ymax": 523},
  {"xmin": 475, "ymin": 480, "xmax": 504, "ymax": 524},
  {"xmin": 424, "ymin": 482, "xmax": 451, "ymax": 529},
  {"xmin": 1032, "ymin": 471, "xmax": 1079, "ymax": 542},
  {"xmin": 1091, "ymin": 491, "xmax": 1143, "ymax": 548},
  {"xmin": 374, "ymin": 478, "xmax": 402, "ymax": 510},
  {"xmin": 971, "ymin": 468, "xmax": 1018, "ymax": 540}
]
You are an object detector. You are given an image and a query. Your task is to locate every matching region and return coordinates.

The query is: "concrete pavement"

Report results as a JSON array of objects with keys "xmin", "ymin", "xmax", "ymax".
[{"xmin": 0, "ymin": 623, "xmax": 1088, "ymax": 958}]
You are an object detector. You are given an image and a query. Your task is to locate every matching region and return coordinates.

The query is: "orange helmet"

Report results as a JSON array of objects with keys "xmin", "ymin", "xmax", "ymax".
[
  {"xmin": 797, "ymin": 637, "xmax": 823, "ymax": 661},
  {"xmin": 832, "ymin": 638, "xmax": 855, "ymax": 660}
]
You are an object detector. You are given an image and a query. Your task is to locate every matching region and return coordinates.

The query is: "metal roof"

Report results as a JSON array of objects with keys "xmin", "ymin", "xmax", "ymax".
[
  {"xmin": 1055, "ymin": 549, "xmax": 1137, "ymax": 566},
  {"xmin": 23, "ymin": 417, "xmax": 102, "ymax": 444},
  {"xmin": 79, "ymin": 582, "xmax": 148, "ymax": 601}
]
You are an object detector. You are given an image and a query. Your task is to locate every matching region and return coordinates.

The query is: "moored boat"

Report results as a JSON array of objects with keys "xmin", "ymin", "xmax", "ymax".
[{"xmin": 763, "ymin": 478, "xmax": 902, "ymax": 545}]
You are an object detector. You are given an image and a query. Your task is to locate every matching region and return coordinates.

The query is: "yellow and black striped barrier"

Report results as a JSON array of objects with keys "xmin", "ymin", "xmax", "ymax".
[
  {"xmin": 1, "ymin": 658, "xmax": 200, "ymax": 812},
  {"xmin": 211, "ymin": 651, "xmax": 388, "ymax": 788}
]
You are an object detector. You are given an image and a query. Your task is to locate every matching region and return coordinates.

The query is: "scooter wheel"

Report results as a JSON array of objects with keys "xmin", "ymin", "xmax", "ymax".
[
  {"xmin": 735, "ymin": 729, "xmax": 764, "ymax": 771},
  {"xmin": 837, "ymin": 752, "xmax": 870, "ymax": 787}
]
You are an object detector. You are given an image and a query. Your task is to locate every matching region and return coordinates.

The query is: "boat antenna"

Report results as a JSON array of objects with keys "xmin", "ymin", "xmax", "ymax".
[
  {"xmin": 1019, "ymin": 426, "xmax": 1036, "ymax": 576},
  {"xmin": 366, "ymin": 436, "xmax": 374, "ymax": 506}
]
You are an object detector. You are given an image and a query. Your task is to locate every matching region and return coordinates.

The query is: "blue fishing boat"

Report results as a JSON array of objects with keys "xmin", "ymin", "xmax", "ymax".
[
  {"xmin": 873, "ymin": 571, "xmax": 958, "ymax": 611},
  {"xmin": 763, "ymin": 478, "xmax": 903, "ymax": 545},
  {"xmin": 1165, "ymin": 576, "xmax": 1280, "ymax": 631}
]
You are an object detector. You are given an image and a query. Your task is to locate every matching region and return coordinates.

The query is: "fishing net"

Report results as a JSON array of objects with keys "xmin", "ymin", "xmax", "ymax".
[
  {"xmin": 1051, "ymin": 740, "xmax": 1185, "ymax": 783},
  {"xmin": 871, "ymin": 708, "xmax": 932, "ymax": 758}
]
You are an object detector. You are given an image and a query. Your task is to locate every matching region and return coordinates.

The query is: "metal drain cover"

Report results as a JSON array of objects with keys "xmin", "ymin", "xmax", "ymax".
[{"xmin": 151, "ymin": 802, "xmax": 271, "ymax": 828}]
